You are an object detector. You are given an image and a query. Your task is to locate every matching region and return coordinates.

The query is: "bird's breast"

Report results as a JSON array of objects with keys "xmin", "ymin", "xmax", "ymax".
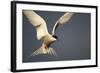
[{"xmin": 42, "ymin": 35, "xmax": 56, "ymax": 45}]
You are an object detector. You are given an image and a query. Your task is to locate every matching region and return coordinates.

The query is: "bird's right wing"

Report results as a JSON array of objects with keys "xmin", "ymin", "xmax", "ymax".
[
  {"xmin": 52, "ymin": 12, "xmax": 74, "ymax": 35},
  {"xmin": 23, "ymin": 10, "xmax": 49, "ymax": 40}
]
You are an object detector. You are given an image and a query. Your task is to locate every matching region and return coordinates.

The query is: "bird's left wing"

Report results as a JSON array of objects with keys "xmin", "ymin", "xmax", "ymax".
[
  {"xmin": 52, "ymin": 12, "xmax": 74, "ymax": 35},
  {"xmin": 23, "ymin": 10, "xmax": 49, "ymax": 40}
]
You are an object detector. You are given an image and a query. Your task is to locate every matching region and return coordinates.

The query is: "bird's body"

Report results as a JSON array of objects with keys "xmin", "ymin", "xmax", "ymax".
[
  {"xmin": 42, "ymin": 34, "xmax": 56, "ymax": 46},
  {"xmin": 23, "ymin": 10, "xmax": 74, "ymax": 56},
  {"xmin": 33, "ymin": 18, "xmax": 57, "ymax": 55},
  {"xmin": 33, "ymin": 30, "xmax": 57, "ymax": 55}
]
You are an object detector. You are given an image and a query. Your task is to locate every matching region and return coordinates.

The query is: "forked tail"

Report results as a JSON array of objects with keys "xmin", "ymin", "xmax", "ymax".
[{"xmin": 27, "ymin": 45, "xmax": 57, "ymax": 58}]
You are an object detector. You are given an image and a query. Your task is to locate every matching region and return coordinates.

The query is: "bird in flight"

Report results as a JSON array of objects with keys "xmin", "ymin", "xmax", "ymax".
[{"xmin": 23, "ymin": 10, "xmax": 74, "ymax": 56}]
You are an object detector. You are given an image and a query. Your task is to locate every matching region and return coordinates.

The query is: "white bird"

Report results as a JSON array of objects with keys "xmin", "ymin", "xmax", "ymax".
[{"xmin": 23, "ymin": 10, "xmax": 74, "ymax": 56}]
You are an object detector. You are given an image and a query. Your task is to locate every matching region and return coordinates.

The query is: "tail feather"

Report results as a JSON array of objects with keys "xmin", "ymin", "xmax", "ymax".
[
  {"xmin": 32, "ymin": 47, "xmax": 46, "ymax": 56},
  {"xmin": 47, "ymin": 47, "xmax": 57, "ymax": 56},
  {"xmin": 27, "ymin": 47, "xmax": 57, "ymax": 58}
]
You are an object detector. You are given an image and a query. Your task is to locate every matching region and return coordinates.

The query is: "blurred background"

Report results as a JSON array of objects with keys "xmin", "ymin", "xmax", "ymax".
[{"xmin": 23, "ymin": 11, "xmax": 91, "ymax": 63}]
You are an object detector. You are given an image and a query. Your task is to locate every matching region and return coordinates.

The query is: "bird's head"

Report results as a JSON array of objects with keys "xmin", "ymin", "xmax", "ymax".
[{"xmin": 52, "ymin": 35, "xmax": 58, "ymax": 40}]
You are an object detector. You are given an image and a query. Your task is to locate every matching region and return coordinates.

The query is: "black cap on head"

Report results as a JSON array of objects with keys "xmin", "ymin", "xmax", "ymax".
[{"xmin": 52, "ymin": 35, "xmax": 58, "ymax": 39}]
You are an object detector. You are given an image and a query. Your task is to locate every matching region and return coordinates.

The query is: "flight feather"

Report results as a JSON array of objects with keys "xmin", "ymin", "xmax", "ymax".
[
  {"xmin": 23, "ymin": 10, "xmax": 49, "ymax": 40},
  {"xmin": 52, "ymin": 12, "xmax": 74, "ymax": 35}
]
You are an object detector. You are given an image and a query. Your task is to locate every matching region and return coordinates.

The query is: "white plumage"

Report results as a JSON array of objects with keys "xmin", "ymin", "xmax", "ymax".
[{"xmin": 23, "ymin": 10, "xmax": 74, "ymax": 56}]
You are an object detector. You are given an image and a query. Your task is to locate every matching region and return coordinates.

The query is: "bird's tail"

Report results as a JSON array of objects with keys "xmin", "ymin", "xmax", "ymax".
[{"xmin": 28, "ymin": 44, "xmax": 57, "ymax": 58}]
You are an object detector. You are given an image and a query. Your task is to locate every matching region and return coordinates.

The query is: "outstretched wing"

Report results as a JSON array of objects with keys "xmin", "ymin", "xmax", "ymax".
[
  {"xmin": 52, "ymin": 12, "xmax": 74, "ymax": 35},
  {"xmin": 23, "ymin": 10, "xmax": 49, "ymax": 40}
]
